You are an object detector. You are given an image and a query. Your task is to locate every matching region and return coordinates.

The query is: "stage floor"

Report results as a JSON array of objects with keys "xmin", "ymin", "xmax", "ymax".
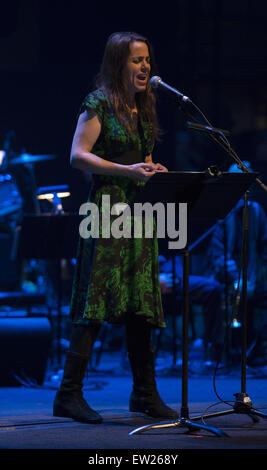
[{"xmin": 0, "ymin": 352, "xmax": 267, "ymax": 461}]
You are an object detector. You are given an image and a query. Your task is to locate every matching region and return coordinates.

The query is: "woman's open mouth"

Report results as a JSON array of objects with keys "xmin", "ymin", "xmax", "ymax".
[{"xmin": 136, "ymin": 74, "xmax": 147, "ymax": 83}]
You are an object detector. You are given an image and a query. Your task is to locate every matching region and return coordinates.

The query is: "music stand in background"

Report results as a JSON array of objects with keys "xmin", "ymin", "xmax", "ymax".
[
  {"xmin": 15, "ymin": 213, "xmax": 82, "ymax": 364},
  {"xmin": 130, "ymin": 170, "xmax": 262, "ymax": 437}
]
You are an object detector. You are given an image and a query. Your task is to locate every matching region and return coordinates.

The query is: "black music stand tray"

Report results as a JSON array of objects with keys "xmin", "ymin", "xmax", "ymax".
[
  {"xmin": 130, "ymin": 170, "xmax": 258, "ymax": 438},
  {"xmin": 15, "ymin": 213, "xmax": 82, "ymax": 364}
]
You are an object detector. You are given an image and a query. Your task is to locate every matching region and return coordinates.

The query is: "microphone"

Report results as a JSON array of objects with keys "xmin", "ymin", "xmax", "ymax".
[{"xmin": 150, "ymin": 76, "xmax": 190, "ymax": 103}]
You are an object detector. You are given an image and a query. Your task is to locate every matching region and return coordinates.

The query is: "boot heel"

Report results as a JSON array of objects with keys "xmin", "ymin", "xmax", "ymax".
[{"xmin": 53, "ymin": 390, "xmax": 102, "ymax": 423}]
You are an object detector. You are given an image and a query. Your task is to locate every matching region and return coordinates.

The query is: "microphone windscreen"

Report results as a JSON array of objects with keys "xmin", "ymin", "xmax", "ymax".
[{"xmin": 150, "ymin": 76, "xmax": 162, "ymax": 88}]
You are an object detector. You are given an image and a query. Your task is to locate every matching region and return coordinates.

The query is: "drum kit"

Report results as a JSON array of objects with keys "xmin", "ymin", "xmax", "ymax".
[
  {"xmin": 0, "ymin": 151, "xmax": 57, "ymax": 218},
  {"xmin": 6, "ymin": 152, "xmax": 56, "ymax": 166}
]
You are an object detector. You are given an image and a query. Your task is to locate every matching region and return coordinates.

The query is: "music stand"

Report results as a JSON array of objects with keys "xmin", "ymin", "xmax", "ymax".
[
  {"xmin": 15, "ymin": 213, "xmax": 82, "ymax": 363},
  {"xmin": 129, "ymin": 170, "xmax": 258, "ymax": 437}
]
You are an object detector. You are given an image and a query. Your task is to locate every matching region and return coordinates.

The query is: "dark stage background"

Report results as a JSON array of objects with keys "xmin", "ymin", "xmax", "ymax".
[
  {"xmin": 1, "ymin": 0, "xmax": 267, "ymax": 213},
  {"xmin": 1, "ymin": 4, "xmax": 267, "ymax": 447}
]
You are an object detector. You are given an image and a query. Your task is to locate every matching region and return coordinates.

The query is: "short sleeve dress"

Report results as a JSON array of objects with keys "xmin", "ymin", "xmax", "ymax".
[{"xmin": 70, "ymin": 89, "xmax": 165, "ymax": 328}]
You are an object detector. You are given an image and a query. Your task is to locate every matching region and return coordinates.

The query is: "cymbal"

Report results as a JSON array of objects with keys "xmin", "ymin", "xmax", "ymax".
[{"xmin": 8, "ymin": 153, "xmax": 56, "ymax": 165}]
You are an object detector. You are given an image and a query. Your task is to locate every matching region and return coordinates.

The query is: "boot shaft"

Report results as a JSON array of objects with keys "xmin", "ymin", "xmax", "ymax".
[
  {"xmin": 60, "ymin": 351, "xmax": 89, "ymax": 393},
  {"xmin": 60, "ymin": 323, "xmax": 101, "ymax": 393},
  {"xmin": 128, "ymin": 350, "xmax": 157, "ymax": 394}
]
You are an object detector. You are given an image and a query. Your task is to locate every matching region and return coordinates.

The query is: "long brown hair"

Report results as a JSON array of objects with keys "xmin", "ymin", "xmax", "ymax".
[{"xmin": 95, "ymin": 31, "xmax": 160, "ymax": 139}]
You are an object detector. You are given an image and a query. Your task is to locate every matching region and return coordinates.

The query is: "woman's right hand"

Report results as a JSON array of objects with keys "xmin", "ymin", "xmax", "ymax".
[{"xmin": 127, "ymin": 162, "xmax": 156, "ymax": 182}]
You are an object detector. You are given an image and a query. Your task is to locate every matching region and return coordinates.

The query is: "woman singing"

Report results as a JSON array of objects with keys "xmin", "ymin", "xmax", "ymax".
[{"xmin": 53, "ymin": 31, "xmax": 178, "ymax": 424}]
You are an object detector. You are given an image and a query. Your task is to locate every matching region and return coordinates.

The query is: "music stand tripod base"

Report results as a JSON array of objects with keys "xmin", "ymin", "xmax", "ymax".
[{"xmin": 128, "ymin": 417, "xmax": 228, "ymax": 438}]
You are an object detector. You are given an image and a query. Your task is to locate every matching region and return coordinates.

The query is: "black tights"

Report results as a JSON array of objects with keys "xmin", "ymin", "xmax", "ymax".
[
  {"xmin": 69, "ymin": 317, "xmax": 153, "ymax": 358},
  {"xmin": 125, "ymin": 316, "xmax": 153, "ymax": 355}
]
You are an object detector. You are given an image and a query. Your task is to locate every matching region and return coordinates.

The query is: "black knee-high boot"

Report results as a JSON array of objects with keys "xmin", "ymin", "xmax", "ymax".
[
  {"xmin": 53, "ymin": 324, "xmax": 102, "ymax": 423},
  {"xmin": 125, "ymin": 318, "xmax": 179, "ymax": 419}
]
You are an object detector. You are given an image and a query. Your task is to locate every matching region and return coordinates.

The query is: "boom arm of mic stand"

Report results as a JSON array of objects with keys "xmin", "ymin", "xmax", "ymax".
[
  {"xmin": 185, "ymin": 119, "xmax": 267, "ymax": 194},
  {"xmin": 186, "ymin": 121, "xmax": 230, "ymax": 137}
]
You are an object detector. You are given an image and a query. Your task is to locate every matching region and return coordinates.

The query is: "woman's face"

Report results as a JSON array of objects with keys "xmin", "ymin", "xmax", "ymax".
[{"xmin": 124, "ymin": 41, "xmax": 151, "ymax": 97}]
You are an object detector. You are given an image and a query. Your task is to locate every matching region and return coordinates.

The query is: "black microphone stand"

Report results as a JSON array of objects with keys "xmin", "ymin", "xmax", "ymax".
[{"xmin": 129, "ymin": 91, "xmax": 267, "ymax": 438}]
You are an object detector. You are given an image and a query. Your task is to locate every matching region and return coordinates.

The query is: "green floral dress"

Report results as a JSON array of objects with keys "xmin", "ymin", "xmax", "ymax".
[{"xmin": 70, "ymin": 89, "xmax": 165, "ymax": 328}]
